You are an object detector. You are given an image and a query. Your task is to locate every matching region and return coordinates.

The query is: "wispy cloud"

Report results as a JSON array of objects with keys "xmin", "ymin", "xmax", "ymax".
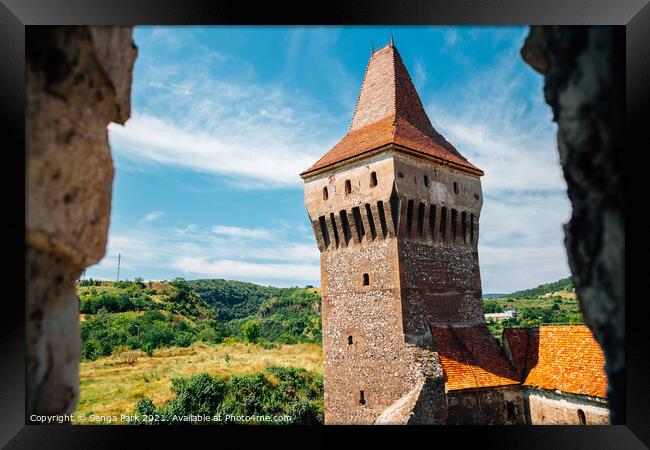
[
  {"xmin": 425, "ymin": 34, "xmax": 571, "ymax": 292},
  {"xmin": 172, "ymin": 257, "xmax": 319, "ymax": 281},
  {"xmin": 139, "ymin": 210, "xmax": 165, "ymax": 223},
  {"xmin": 89, "ymin": 222, "xmax": 320, "ymax": 286},
  {"xmin": 109, "ymin": 111, "xmax": 326, "ymax": 188},
  {"xmin": 109, "ymin": 29, "xmax": 341, "ymax": 188},
  {"xmin": 413, "ymin": 58, "xmax": 427, "ymax": 90},
  {"xmin": 212, "ymin": 225, "xmax": 273, "ymax": 240}
]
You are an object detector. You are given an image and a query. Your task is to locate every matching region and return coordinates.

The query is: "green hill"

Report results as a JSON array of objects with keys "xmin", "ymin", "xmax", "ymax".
[
  {"xmin": 483, "ymin": 276, "xmax": 581, "ymax": 342},
  {"xmin": 508, "ymin": 276, "xmax": 574, "ymax": 298},
  {"xmin": 76, "ymin": 278, "xmax": 321, "ymax": 362}
]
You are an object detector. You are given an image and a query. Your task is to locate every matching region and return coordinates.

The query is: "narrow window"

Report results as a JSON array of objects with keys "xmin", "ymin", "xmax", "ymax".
[
  {"xmin": 461, "ymin": 211, "xmax": 467, "ymax": 243},
  {"xmin": 453, "ymin": 182, "xmax": 459, "ymax": 194},
  {"xmin": 330, "ymin": 213, "xmax": 340, "ymax": 248},
  {"xmin": 345, "ymin": 180, "xmax": 352, "ymax": 195},
  {"xmin": 506, "ymin": 402, "xmax": 516, "ymax": 421},
  {"xmin": 578, "ymin": 409, "xmax": 586, "ymax": 425},
  {"xmin": 397, "ymin": 172, "xmax": 404, "ymax": 178},
  {"xmin": 323, "ymin": 187, "xmax": 329, "ymax": 201},
  {"xmin": 424, "ymin": 175, "xmax": 429, "ymax": 187},
  {"xmin": 440, "ymin": 207, "xmax": 447, "ymax": 240},
  {"xmin": 370, "ymin": 171, "xmax": 377, "ymax": 187},
  {"xmin": 359, "ymin": 391, "xmax": 366, "ymax": 406},
  {"xmin": 365, "ymin": 204, "xmax": 377, "ymax": 240},
  {"xmin": 340, "ymin": 210, "xmax": 352, "ymax": 244},
  {"xmin": 362, "ymin": 273, "xmax": 369, "ymax": 286},
  {"xmin": 470, "ymin": 213, "xmax": 475, "ymax": 243},
  {"xmin": 318, "ymin": 216, "xmax": 330, "ymax": 248},
  {"xmin": 406, "ymin": 199, "xmax": 414, "ymax": 236},
  {"xmin": 352, "ymin": 206, "xmax": 365, "ymax": 242},
  {"xmin": 451, "ymin": 209, "xmax": 458, "ymax": 241},
  {"xmin": 348, "ymin": 336, "xmax": 353, "ymax": 345},
  {"xmin": 389, "ymin": 191, "xmax": 400, "ymax": 232},
  {"xmin": 474, "ymin": 193, "xmax": 480, "ymax": 200},
  {"xmin": 429, "ymin": 205, "xmax": 437, "ymax": 240},
  {"xmin": 377, "ymin": 201, "xmax": 388, "ymax": 238},
  {"xmin": 417, "ymin": 202, "xmax": 425, "ymax": 238}
]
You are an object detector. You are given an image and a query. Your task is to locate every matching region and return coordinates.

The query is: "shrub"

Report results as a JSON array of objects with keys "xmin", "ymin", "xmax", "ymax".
[
  {"xmin": 136, "ymin": 368, "xmax": 324, "ymax": 425},
  {"xmin": 242, "ymin": 320, "xmax": 260, "ymax": 343},
  {"xmin": 114, "ymin": 346, "xmax": 141, "ymax": 365},
  {"xmin": 142, "ymin": 342, "xmax": 155, "ymax": 357}
]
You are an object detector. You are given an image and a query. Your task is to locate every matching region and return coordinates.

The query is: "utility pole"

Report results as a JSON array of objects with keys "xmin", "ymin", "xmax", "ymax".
[{"xmin": 117, "ymin": 253, "xmax": 121, "ymax": 282}]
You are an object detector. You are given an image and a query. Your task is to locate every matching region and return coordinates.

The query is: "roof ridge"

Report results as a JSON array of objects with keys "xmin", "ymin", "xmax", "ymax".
[{"xmin": 347, "ymin": 48, "xmax": 374, "ymax": 133}]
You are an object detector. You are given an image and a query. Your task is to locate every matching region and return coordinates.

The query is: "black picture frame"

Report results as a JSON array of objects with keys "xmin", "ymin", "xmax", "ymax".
[{"xmin": 3, "ymin": 0, "xmax": 644, "ymax": 447}]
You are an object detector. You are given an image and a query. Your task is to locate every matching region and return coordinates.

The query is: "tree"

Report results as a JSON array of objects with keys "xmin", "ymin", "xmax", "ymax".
[{"xmin": 242, "ymin": 320, "xmax": 260, "ymax": 343}]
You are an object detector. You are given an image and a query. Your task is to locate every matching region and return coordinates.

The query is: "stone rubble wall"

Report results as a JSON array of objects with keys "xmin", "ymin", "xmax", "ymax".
[
  {"xmin": 521, "ymin": 26, "xmax": 624, "ymax": 424},
  {"xmin": 26, "ymin": 26, "xmax": 136, "ymax": 416},
  {"xmin": 525, "ymin": 388, "xmax": 610, "ymax": 425}
]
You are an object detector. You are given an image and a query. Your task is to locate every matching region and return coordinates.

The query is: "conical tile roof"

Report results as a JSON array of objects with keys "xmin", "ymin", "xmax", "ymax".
[{"xmin": 301, "ymin": 43, "xmax": 482, "ymax": 176}]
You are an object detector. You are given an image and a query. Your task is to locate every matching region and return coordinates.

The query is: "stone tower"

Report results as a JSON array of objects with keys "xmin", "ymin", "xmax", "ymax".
[{"xmin": 300, "ymin": 42, "xmax": 485, "ymax": 424}]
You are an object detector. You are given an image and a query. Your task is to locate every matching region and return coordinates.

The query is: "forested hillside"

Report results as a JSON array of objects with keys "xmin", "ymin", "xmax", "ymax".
[
  {"xmin": 507, "ymin": 276, "xmax": 574, "ymax": 298},
  {"xmin": 78, "ymin": 278, "xmax": 321, "ymax": 361},
  {"xmin": 483, "ymin": 276, "xmax": 582, "ymax": 342}
]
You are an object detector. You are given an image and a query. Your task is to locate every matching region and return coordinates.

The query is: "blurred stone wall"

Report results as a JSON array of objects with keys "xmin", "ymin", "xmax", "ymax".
[
  {"xmin": 521, "ymin": 26, "xmax": 625, "ymax": 424},
  {"xmin": 26, "ymin": 26, "xmax": 136, "ymax": 416}
]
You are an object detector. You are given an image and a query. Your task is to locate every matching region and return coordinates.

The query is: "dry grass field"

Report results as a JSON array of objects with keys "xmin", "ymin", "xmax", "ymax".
[{"xmin": 74, "ymin": 341, "xmax": 323, "ymax": 423}]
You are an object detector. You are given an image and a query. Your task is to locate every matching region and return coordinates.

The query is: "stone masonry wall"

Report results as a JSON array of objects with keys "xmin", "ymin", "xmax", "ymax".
[
  {"xmin": 322, "ymin": 238, "xmax": 415, "ymax": 424},
  {"xmin": 305, "ymin": 149, "xmax": 483, "ymax": 424},
  {"xmin": 393, "ymin": 154, "xmax": 484, "ymax": 334},
  {"xmin": 525, "ymin": 388, "xmax": 610, "ymax": 425},
  {"xmin": 446, "ymin": 386, "xmax": 525, "ymax": 425},
  {"xmin": 26, "ymin": 26, "xmax": 136, "ymax": 416}
]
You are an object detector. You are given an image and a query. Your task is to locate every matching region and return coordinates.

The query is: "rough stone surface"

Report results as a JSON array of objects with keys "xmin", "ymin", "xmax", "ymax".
[
  {"xmin": 26, "ymin": 26, "xmax": 136, "ymax": 416},
  {"xmin": 525, "ymin": 388, "xmax": 610, "ymax": 425},
  {"xmin": 304, "ymin": 149, "xmax": 483, "ymax": 424},
  {"xmin": 446, "ymin": 386, "xmax": 525, "ymax": 425},
  {"xmin": 520, "ymin": 26, "xmax": 625, "ymax": 424}
]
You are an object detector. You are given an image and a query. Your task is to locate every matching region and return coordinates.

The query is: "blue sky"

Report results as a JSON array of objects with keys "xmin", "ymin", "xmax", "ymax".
[{"xmin": 85, "ymin": 26, "xmax": 572, "ymax": 293}]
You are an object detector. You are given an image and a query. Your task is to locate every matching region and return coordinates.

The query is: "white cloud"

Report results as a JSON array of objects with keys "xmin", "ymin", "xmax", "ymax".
[
  {"xmin": 87, "ymin": 221, "xmax": 320, "ymax": 286},
  {"xmin": 413, "ymin": 58, "xmax": 427, "ymax": 89},
  {"xmin": 108, "ymin": 28, "xmax": 344, "ymax": 189},
  {"xmin": 109, "ymin": 110, "xmax": 327, "ymax": 188},
  {"xmin": 479, "ymin": 244, "xmax": 571, "ymax": 293},
  {"xmin": 172, "ymin": 256, "xmax": 319, "ymax": 281},
  {"xmin": 140, "ymin": 210, "xmax": 165, "ymax": 223},
  {"xmin": 444, "ymin": 29, "xmax": 459, "ymax": 47},
  {"xmin": 212, "ymin": 225, "xmax": 273, "ymax": 240},
  {"xmin": 424, "ymin": 40, "xmax": 572, "ymax": 292}
]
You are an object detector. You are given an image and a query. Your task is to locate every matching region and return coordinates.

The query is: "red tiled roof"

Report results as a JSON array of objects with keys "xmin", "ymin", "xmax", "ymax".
[
  {"xmin": 301, "ymin": 44, "xmax": 482, "ymax": 176},
  {"xmin": 503, "ymin": 325, "xmax": 607, "ymax": 398},
  {"xmin": 430, "ymin": 324, "xmax": 520, "ymax": 391}
]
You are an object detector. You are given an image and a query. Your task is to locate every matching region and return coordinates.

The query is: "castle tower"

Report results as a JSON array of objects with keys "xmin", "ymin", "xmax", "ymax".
[{"xmin": 301, "ymin": 42, "xmax": 485, "ymax": 424}]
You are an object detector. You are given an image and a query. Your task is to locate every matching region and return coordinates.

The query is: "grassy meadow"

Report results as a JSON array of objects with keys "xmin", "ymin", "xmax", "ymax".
[{"xmin": 74, "ymin": 341, "xmax": 322, "ymax": 423}]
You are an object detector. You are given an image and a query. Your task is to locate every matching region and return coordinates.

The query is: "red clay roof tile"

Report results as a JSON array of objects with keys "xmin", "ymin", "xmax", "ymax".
[
  {"xmin": 301, "ymin": 44, "xmax": 482, "ymax": 176},
  {"xmin": 503, "ymin": 325, "xmax": 607, "ymax": 398},
  {"xmin": 430, "ymin": 324, "xmax": 520, "ymax": 391}
]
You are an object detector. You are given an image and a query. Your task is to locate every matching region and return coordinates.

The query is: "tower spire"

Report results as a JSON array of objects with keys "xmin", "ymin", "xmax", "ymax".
[
  {"xmin": 390, "ymin": 31, "xmax": 394, "ymax": 47},
  {"xmin": 371, "ymin": 41, "xmax": 375, "ymax": 56}
]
